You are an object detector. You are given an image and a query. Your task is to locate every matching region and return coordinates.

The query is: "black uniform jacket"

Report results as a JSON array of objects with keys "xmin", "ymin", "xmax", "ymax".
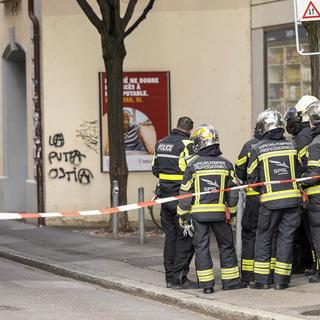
[
  {"xmin": 295, "ymin": 125, "xmax": 312, "ymax": 173},
  {"xmin": 235, "ymin": 137, "xmax": 261, "ymax": 196},
  {"xmin": 152, "ymin": 129, "xmax": 195, "ymax": 197},
  {"xmin": 177, "ymin": 145, "xmax": 239, "ymax": 222},
  {"xmin": 302, "ymin": 127, "xmax": 320, "ymax": 195},
  {"xmin": 247, "ymin": 136, "xmax": 301, "ymax": 210}
]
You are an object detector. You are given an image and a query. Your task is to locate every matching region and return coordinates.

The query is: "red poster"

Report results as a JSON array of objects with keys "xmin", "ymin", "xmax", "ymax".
[{"xmin": 99, "ymin": 72, "xmax": 170, "ymax": 172}]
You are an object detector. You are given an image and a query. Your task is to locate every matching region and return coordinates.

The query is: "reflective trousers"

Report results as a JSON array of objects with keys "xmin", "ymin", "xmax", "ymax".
[
  {"xmin": 254, "ymin": 205, "xmax": 301, "ymax": 285},
  {"xmin": 161, "ymin": 201, "xmax": 194, "ymax": 284},
  {"xmin": 193, "ymin": 219, "xmax": 241, "ymax": 289}
]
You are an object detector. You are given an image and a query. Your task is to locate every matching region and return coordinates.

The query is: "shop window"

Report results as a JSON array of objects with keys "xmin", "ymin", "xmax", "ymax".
[{"xmin": 266, "ymin": 27, "xmax": 311, "ymax": 114}]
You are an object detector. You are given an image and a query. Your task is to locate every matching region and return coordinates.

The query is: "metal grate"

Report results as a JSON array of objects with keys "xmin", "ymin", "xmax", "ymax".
[{"xmin": 301, "ymin": 309, "xmax": 320, "ymax": 316}]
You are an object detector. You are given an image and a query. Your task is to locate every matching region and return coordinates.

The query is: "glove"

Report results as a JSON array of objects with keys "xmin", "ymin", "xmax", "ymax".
[
  {"xmin": 151, "ymin": 183, "xmax": 161, "ymax": 201},
  {"xmin": 179, "ymin": 213, "xmax": 191, "ymax": 228}
]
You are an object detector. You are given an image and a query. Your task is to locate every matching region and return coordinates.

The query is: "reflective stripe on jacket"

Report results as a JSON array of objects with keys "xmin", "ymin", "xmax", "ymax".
[{"xmin": 247, "ymin": 139, "xmax": 301, "ymax": 210}]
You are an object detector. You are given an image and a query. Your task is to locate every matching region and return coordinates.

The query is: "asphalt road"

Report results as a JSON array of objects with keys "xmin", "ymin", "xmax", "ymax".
[{"xmin": 0, "ymin": 258, "xmax": 214, "ymax": 320}]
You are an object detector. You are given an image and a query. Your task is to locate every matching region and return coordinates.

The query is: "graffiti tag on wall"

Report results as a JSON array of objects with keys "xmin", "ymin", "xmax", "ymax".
[
  {"xmin": 48, "ymin": 133, "xmax": 94, "ymax": 185},
  {"xmin": 76, "ymin": 120, "xmax": 99, "ymax": 153}
]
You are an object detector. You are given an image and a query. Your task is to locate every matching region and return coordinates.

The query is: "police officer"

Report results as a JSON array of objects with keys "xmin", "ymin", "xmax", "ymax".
[
  {"xmin": 177, "ymin": 124, "xmax": 246, "ymax": 294},
  {"xmin": 285, "ymin": 95, "xmax": 318, "ymax": 276},
  {"xmin": 235, "ymin": 123, "xmax": 262, "ymax": 283},
  {"xmin": 152, "ymin": 117, "xmax": 196, "ymax": 289},
  {"xmin": 301, "ymin": 101, "xmax": 320, "ymax": 283},
  {"xmin": 247, "ymin": 108, "xmax": 302, "ymax": 290}
]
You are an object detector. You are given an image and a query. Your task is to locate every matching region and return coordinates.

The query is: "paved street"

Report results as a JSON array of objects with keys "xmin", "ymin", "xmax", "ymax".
[{"xmin": 0, "ymin": 257, "xmax": 213, "ymax": 320}]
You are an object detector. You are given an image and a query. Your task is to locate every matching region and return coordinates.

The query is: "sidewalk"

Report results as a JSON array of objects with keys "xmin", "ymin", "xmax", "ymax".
[{"xmin": 0, "ymin": 221, "xmax": 319, "ymax": 320}]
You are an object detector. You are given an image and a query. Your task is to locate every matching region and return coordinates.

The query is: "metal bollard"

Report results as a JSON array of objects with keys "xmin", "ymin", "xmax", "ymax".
[
  {"xmin": 236, "ymin": 190, "xmax": 245, "ymax": 259},
  {"xmin": 112, "ymin": 180, "xmax": 119, "ymax": 239},
  {"xmin": 138, "ymin": 187, "xmax": 145, "ymax": 244}
]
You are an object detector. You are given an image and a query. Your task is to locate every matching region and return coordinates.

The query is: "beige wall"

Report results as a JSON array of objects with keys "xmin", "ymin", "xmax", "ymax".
[
  {"xmin": 251, "ymin": 0, "xmax": 293, "ymax": 29},
  {"xmin": 0, "ymin": 1, "xmax": 252, "ymax": 224}
]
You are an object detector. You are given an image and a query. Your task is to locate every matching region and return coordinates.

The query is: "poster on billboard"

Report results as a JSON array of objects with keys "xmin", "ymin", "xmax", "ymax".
[{"xmin": 99, "ymin": 71, "xmax": 171, "ymax": 172}]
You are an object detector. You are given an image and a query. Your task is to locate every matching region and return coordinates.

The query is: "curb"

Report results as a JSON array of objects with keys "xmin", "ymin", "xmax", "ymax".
[{"xmin": 0, "ymin": 247, "xmax": 301, "ymax": 320}]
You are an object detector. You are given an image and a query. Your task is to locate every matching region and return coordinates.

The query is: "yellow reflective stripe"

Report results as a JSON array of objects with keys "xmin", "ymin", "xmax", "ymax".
[
  {"xmin": 197, "ymin": 268, "xmax": 214, "ymax": 275},
  {"xmin": 254, "ymin": 261, "xmax": 270, "ymax": 275},
  {"xmin": 242, "ymin": 259, "xmax": 254, "ymax": 266},
  {"xmin": 246, "ymin": 188, "xmax": 259, "ymax": 195},
  {"xmin": 263, "ymin": 158, "xmax": 272, "ymax": 193},
  {"xmin": 228, "ymin": 206, "xmax": 237, "ymax": 214},
  {"xmin": 177, "ymin": 206, "xmax": 190, "ymax": 216},
  {"xmin": 261, "ymin": 190, "xmax": 301, "ymax": 202},
  {"xmin": 312, "ymin": 251, "xmax": 316, "ymax": 263},
  {"xmin": 152, "ymin": 155, "xmax": 156, "ymax": 166},
  {"xmin": 180, "ymin": 178, "xmax": 193, "ymax": 191},
  {"xmin": 247, "ymin": 159, "xmax": 258, "ymax": 174},
  {"xmin": 198, "ymin": 275, "xmax": 215, "ymax": 282},
  {"xmin": 236, "ymin": 155, "xmax": 248, "ymax": 167},
  {"xmin": 289, "ymin": 155, "xmax": 297, "ymax": 189},
  {"xmin": 298, "ymin": 146, "xmax": 307, "ymax": 162},
  {"xmin": 221, "ymin": 273, "xmax": 240, "ymax": 280},
  {"xmin": 230, "ymin": 169, "xmax": 237, "ymax": 185},
  {"xmin": 242, "ymin": 266, "xmax": 254, "ymax": 271},
  {"xmin": 182, "ymin": 139, "xmax": 193, "ymax": 147},
  {"xmin": 191, "ymin": 204, "xmax": 226, "ymax": 213},
  {"xmin": 221, "ymin": 266, "xmax": 239, "ymax": 274},
  {"xmin": 219, "ymin": 174, "xmax": 225, "ymax": 204},
  {"xmin": 178, "ymin": 150, "xmax": 187, "ymax": 172},
  {"xmin": 275, "ymin": 268, "xmax": 291, "ymax": 276},
  {"xmin": 159, "ymin": 173, "xmax": 183, "ymax": 181},
  {"xmin": 195, "ymin": 175, "xmax": 200, "ymax": 205},
  {"xmin": 308, "ymin": 160, "xmax": 320, "ymax": 167},
  {"xmin": 275, "ymin": 261, "xmax": 292, "ymax": 269},
  {"xmin": 258, "ymin": 150, "xmax": 297, "ymax": 161},
  {"xmin": 254, "ymin": 268, "xmax": 270, "ymax": 275},
  {"xmin": 306, "ymin": 185, "xmax": 320, "ymax": 195},
  {"xmin": 254, "ymin": 261, "xmax": 270, "ymax": 268}
]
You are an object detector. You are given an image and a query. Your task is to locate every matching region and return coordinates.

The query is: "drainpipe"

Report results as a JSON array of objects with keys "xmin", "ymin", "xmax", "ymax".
[{"xmin": 28, "ymin": 0, "xmax": 45, "ymax": 226}]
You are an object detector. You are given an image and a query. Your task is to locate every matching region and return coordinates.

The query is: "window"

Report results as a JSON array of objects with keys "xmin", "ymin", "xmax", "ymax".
[{"xmin": 266, "ymin": 27, "xmax": 311, "ymax": 114}]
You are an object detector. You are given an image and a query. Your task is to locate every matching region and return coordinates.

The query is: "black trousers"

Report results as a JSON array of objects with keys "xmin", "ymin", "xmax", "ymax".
[
  {"xmin": 254, "ymin": 205, "xmax": 301, "ymax": 285},
  {"xmin": 193, "ymin": 219, "xmax": 241, "ymax": 289},
  {"xmin": 241, "ymin": 196, "xmax": 278, "ymax": 282},
  {"xmin": 292, "ymin": 207, "xmax": 314, "ymax": 273},
  {"xmin": 308, "ymin": 196, "xmax": 320, "ymax": 269},
  {"xmin": 160, "ymin": 201, "xmax": 194, "ymax": 284},
  {"xmin": 241, "ymin": 195, "xmax": 259, "ymax": 282}
]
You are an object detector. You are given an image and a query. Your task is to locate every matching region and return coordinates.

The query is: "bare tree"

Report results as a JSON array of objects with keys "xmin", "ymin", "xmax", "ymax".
[
  {"xmin": 303, "ymin": 22, "xmax": 320, "ymax": 97},
  {"xmin": 76, "ymin": 0, "xmax": 155, "ymax": 231}
]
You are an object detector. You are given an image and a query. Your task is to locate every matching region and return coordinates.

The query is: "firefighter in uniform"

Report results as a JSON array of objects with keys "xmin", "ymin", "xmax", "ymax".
[
  {"xmin": 152, "ymin": 117, "xmax": 196, "ymax": 289},
  {"xmin": 285, "ymin": 95, "xmax": 318, "ymax": 276},
  {"xmin": 247, "ymin": 108, "xmax": 302, "ymax": 290},
  {"xmin": 177, "ymin": 124, "xmax": 246, "ymax": 294},
  {"xmin": 301, "ymin": 101, "xmax": 320, "ymax": 283},
  {"xmin": 235, "ymin": 125, "xmax": 262, "ymax": 283}
]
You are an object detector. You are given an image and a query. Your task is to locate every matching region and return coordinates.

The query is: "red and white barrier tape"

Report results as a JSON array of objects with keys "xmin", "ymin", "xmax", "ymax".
[{"xmin": 0, "ymin": 175, "xmax": 320, "ymax": 221}]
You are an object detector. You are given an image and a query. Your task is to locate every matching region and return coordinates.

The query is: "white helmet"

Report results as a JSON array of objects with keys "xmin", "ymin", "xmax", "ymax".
[
  {"xmin": 305, "ymin": 101, "xmax": 320, "ymax": 128},
  {"xmin": 295, "ymin": 95, "xmax": 318, "ymax": 122}
]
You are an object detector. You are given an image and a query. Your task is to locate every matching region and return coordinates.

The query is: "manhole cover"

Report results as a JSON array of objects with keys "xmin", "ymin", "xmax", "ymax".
[{"xmin": 301, "ymin": 309, "xmax": 320, "ymax": 316}]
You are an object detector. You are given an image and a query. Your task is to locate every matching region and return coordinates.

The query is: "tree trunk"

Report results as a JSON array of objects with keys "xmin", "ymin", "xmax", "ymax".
[
  {"xmin": 304, "ymin": 22, "xmax": 320, "ymax": 98},
  {"xmin": 102, "ymin": 35, "xmax": 129, "ymax": 232}
]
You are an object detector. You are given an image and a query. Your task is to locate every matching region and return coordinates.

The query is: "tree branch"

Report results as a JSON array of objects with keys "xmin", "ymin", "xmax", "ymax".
[
  {"xmin": 124, "ymin": 0, "xmax": 155, "ymax": 38},
  {"xmin": 122, "ymin": 0, "xmax": 138, "ymax": 29},
  {"xmin": 76, "ymin": 0, "xmax": 102, "ymax": 33}
]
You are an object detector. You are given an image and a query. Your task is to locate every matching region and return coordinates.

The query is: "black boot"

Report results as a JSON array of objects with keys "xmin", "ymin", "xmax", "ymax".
[
  {"xmin": 250, "ymin": 282, "xmax": 270, "ymax": 289},
  {"xmin": 171, "ymin": 278, "xmax": 199, "ymax": 289},
  {"xmin": 274, "ymin": 284, "xmax": 289, "ymax": 290},
  {"xmin": 223, "ymin": 282, "xmax": 247, "ymax": 290},
  {"xmin": 203, "ymin": 287, "xmax": 214, "ymax": 294},
  {"xmin": 309, "ymin": 271, "xmax": 320, "ymax": 283},
  {"xmin": 305, "ymin": 263, "xmax": 317, "ymax": 277}
]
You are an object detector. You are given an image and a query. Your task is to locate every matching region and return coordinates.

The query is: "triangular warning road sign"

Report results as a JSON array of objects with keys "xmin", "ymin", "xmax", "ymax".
[{"xmin": 303, "ymin": 1, "xmax": 320, "ymax": 19}]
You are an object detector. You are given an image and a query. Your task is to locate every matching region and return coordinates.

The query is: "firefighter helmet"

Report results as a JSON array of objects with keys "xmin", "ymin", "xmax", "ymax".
[
  {"xmin": 305, "ymin": 101, "xmax": 320, "ymax": 128},
  {"xmin": 255, "ymin": 108, "xmax": 285, "ymax": 136},
  {"xmin": 295, "ymin": 95, "xmax": 318, "ymax": 122},
  {"xmin": 191, "ymin": 124, "xmax": 219, "ymax": 152}
]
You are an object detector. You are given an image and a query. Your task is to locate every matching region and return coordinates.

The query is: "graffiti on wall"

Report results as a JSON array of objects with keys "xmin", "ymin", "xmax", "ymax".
[
  {"xmin": 76, "ymin": 120, "xmax": 99, "ymax": 153},
  {"xmin": 48, "ymin": 133, "xmax": 94, "ymax": 185}
]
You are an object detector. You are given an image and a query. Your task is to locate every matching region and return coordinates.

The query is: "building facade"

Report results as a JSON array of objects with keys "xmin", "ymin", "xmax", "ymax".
[{"xmin": 0, "ymin": 0, "xmax": 309, "ymax": 224}]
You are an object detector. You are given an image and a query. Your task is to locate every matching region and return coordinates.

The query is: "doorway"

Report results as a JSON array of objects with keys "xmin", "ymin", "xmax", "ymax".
[{"xmin": 2, "ymin": 44, "xmax": 28, "ymax": 212}]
